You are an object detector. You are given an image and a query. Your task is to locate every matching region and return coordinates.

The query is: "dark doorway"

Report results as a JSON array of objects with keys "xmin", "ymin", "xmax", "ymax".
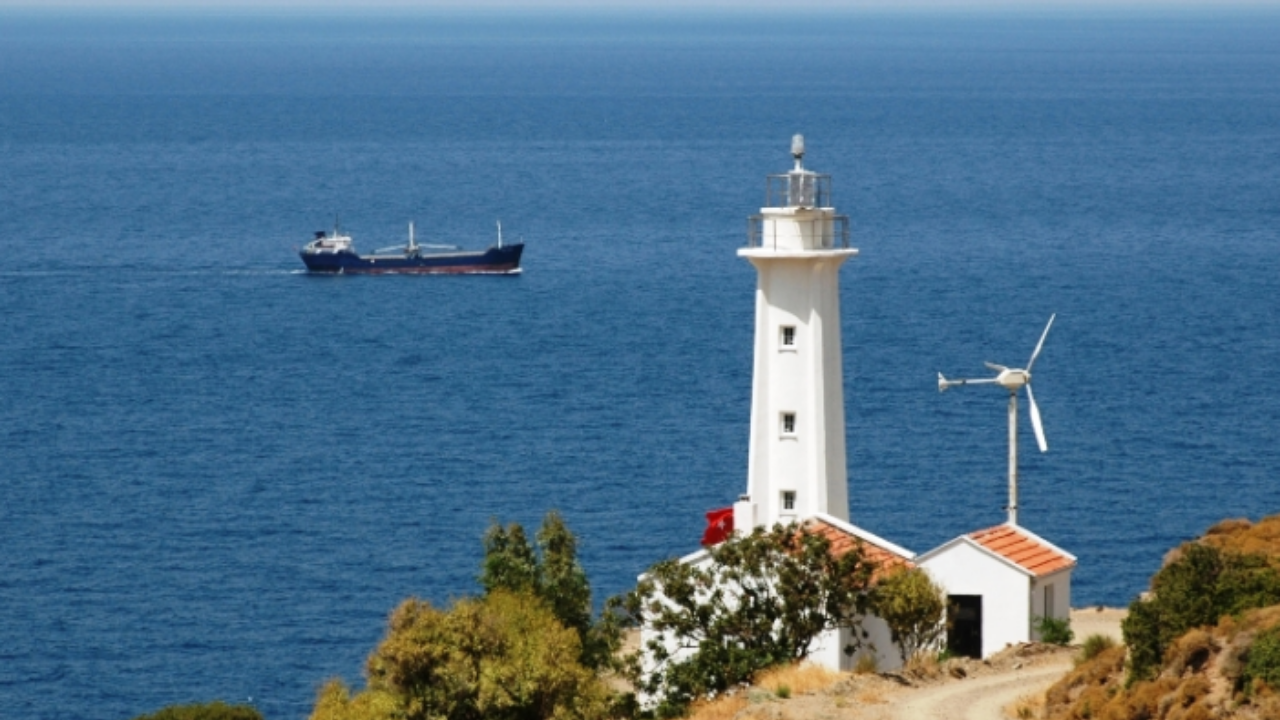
[{"xmin": 947, "ymin": 595, "xmax": 983, "ymax": 659}]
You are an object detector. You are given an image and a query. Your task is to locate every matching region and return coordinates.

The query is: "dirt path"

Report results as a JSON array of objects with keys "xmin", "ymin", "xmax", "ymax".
[
  {"xmin": 881, "ymin": 658, "xmax": 1072, "ymax": 720},
  {"xmin": 684, "ymin": 608, "xmax": 1125, "ymax": 720}
]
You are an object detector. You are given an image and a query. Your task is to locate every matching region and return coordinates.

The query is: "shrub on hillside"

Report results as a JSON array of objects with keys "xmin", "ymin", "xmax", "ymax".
[
  {"xmin": 1043, "ymin": 644, "xmax": 1128, "ymax": 720},
  {"xmin": 1035, "ymin": 615, "xmax": 1074, "ymax": 646},
  {"xmin": 1123, "ymin": 542, "xmax": 1280, "ymax": 681},
  {"xmin": 1244, "ymin": 625, "xmax": 1280, "ymax": 694},
  {"xmin": 1200, "ymin": 515, "xmax": 1280, "ymax": 558},
  {"xmin": 310, "ymin": 590, "xmax": 614, "ymax": 720},
  {"xmin": 1166, "ymin": 627, "xmax": 1216, "ymax": 678},
  {"xmin": 132, "ymin": 702, "xmax": 263, "ymax": 720},
  {"xmin": 1078, "ymin": 633, "xmax": 1115, "ymax": 663},
  {"xmin": 1044, "ymin": 514, "xmax": 1280, "ymax": 720}
]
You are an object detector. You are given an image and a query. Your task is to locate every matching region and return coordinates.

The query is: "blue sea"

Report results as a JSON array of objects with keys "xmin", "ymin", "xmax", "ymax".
[{"xmin": 1, "ymin": 8, "xmax": 1278, "ymax": 719}]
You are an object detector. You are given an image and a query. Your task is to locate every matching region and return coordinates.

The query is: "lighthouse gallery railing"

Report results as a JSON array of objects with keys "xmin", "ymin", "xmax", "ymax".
[{"xmin": 746, "ymin": 214, "xmax": 851, "ymax": 250}]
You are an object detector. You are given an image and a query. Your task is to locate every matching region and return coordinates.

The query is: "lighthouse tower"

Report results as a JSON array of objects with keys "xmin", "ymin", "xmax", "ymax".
[{"xmin": 734, "ymin": 136, "xmax": 856, "ymax": 531}]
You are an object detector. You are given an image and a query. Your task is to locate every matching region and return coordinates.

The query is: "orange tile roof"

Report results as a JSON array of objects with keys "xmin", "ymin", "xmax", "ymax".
[
  {"xmin": 968, "ymin": 524, "xmax": 1076, "ymax": 577},
  {"xmin": 806, "ymin": 517, "xmax": 914, "ymax": 582}
]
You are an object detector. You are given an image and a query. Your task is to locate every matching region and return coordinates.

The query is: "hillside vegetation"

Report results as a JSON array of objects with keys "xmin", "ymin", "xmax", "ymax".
[
  {"xmin": 1044, "ymin": 514, "xmax": 1280, "ymax": 720},
  {"xmin": 307, "ymin": 516, "xmax": 945, "ymax": 720}
]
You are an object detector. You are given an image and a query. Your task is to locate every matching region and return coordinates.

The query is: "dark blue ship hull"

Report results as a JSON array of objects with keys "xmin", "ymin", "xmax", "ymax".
[{"xmin": 300, "ymin": 243, "xmax": 523, "ymax": 275}]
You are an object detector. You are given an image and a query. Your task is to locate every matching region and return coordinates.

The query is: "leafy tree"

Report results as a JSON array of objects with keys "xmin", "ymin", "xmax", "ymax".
[
  {"xmin": 620, "ymin": 523, "xmax": 878, "ymax": 717},
  {"xmin": 480, "ymin": 512, "xmax": 618, "ymax": 670},
  {"xmin": 310, "ymin": 590, "xmax": 613, "ymax": 720},
  {"xmin": 1123, "ymin": 542, "xmax": 1280, "ymax": 681},
  {"xmin": 132, "ymin": 702, "xmax": 263, "ymax": 720},
  {"xmin": 872, "ymin": 566, "xmax": 946, "ymax": 664},
  {"xmin": 480, "ymin": 521, "xmax": 540, "ymax": 596},
  {"xmin": 537, "ymin": 512, "xmax": 593, "ymax": 643}
]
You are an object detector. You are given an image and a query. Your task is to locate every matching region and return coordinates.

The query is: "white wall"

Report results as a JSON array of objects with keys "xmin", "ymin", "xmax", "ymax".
[
  {"xmin": 805, "ymin": 615, "xmax": 902, "ymax": 674},
  {"xmin": 920, "ymin": 541, "xmax": 1031, "ymax": 658}
]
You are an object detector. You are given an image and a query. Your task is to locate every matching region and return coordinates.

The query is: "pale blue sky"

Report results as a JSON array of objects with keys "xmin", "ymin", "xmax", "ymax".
[{"xmin": 3, "ymin": 0, "xmax": 1279, "ymax": 8}]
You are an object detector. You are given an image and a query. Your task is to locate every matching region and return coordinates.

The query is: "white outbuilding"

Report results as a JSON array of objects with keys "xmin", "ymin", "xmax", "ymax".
[{"xmin": 916, "ymin": 523, "xmax": 1077, "ymax": 659}]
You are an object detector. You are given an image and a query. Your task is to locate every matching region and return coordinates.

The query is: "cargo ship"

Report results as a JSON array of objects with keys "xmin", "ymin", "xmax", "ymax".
[{"xmin": 300, "ymin": 221, "xmax": 523, "ymax": 275}]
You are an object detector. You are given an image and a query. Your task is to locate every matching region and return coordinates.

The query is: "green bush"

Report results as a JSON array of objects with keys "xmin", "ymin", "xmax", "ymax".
[
  {"xmin": 1243, "ymin": 626, "xmax": 1280, "ymax": 694},
  {"xmin": 622, "ymin": 523, "xmax": 878, "ymax": 718},
  {"xmin": 1120, "ymin": 597, "xmax": 1161, "ymax": 685},
  {"xmin": 480, "ymin": 512, "xmax": 620, "ymax": 670},
  {"xmin": 1079, "ymin": 633, "xmax": 1116, "ymax": 662},
  {"xmin": 312, "ymin": 515, "xmax": 625, "ymax": 720},
  {"xmin": 872, "ymin": 566, "xmax": 947, "ymax": 664},
  {"xmin": 132, "ymin": 702, "xmax": 263, "ymax": 720},
  {"xmin": 311, "ymin": 590, "xmax": 613, "ymax": 720},
  {"xmin": 1123, "ymin": 543, "xmax": 1280, "ymax": 682},
  {"xmin": 1035, "ymin": 615, "xmax": 1074, "ymax": 646}
]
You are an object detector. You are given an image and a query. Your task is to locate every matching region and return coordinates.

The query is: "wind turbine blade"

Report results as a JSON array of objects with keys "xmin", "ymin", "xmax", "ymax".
[
  {"xmin": 1026, "ymin": 383, "xmax": 1048, "ymax": 452},
  {"xmin": 1027, "ymin": 314, "xmax": 1056, "ymax": 371},
  {"xmin": 984, "ymin": 361, "xmax": 1008, "ymax": 373}
]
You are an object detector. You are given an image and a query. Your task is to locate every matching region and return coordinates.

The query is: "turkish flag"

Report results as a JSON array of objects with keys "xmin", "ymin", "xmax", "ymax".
[{"xmin": 700, "ymin": 507, "xmax": 735, "ymax": 547}]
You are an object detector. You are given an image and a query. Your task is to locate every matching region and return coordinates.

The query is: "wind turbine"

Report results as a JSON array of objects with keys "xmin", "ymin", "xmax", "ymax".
[{"xmin": 937, "ymin": 314, "xmax": 1056, "ymax": 526}]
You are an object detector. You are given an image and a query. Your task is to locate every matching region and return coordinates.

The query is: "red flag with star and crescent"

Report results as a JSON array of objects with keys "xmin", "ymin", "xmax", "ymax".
[{"xmin": 700, "ymin": 507, "xmax": 734, "ymax": 547}]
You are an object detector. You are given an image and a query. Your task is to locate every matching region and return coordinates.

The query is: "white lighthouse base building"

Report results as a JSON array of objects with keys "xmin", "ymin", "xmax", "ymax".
[{"xmin": 638, "ymin": 512, "xmax": 917, "ymax": 697}]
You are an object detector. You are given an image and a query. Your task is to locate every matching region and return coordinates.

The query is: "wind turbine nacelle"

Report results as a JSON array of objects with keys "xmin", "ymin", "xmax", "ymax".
[
  {"xmin": 996, "ymin": 369, "xmax": 1031, "ymax": 391},
  {"xmin": 938, "ymin": 372, "xmax": 952, "ymax": 392}
]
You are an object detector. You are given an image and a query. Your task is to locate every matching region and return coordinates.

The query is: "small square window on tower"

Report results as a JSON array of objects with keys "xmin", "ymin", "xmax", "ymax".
[
  {"xmin": 780, "ymin": 325, "xmax": 796, "ymax": 348},
  {"xmin": 782, "ymin": 491, "xmax": 796, "ymax": 512},
  {"xmin": 781, "ymin": 412, "xmax": 796, "ymax": 436}
]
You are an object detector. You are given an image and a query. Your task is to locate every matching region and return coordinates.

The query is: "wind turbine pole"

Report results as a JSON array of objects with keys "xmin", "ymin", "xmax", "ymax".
[{"xmin": 1008, "ymin": 390, "xmax": 1018, "ymax": 526}]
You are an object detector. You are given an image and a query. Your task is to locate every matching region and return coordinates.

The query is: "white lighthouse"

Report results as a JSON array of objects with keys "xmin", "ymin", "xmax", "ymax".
[
  {"xmin": 641, "ymin": 138, "xmax": 918, "ymax": 683},
  {"xmin": 733, "ymin": 136, "xmax": 857, "ymax": 531}
]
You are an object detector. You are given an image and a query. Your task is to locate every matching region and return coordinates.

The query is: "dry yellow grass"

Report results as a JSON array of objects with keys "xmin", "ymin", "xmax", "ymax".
[
  {"xmin": 1004, "ymin": 691, "xmax": 1045, "ymax": 719},
  {"xmin": 755, "ymin": 663, "xmax": 843, "ymax": 696},
  {"xmin": 685, "ymin": 694, "xmax": 749, "ymax": 720},
  {"xmin": 904, "ymin": 651, "xmax": 942, "ymax": 679},
  {"xmin": 684, "ymin": 663, "xmax": 844, "ymax": 720},
  {"xmin": 855, "ymin": 688, "xmax": 889, "ymax": 705},
  {"xmin": 1178, "ymin": 515, "xmax": 1280, "ymax": 569}
]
